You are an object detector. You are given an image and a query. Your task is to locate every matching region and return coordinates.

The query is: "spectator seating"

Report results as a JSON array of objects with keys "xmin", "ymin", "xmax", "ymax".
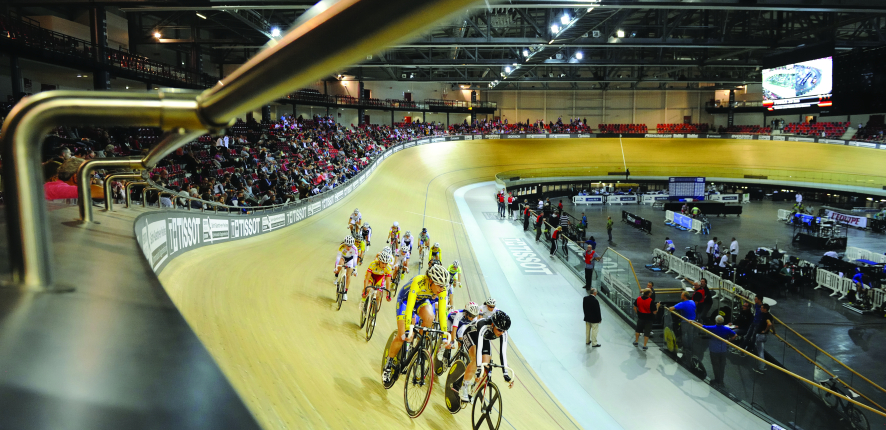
[
  {"xmin": 598, "ymin": 124, "xmax": 648, "ymax": 133},
  {"xmin": 724, "ymin": 125, "xmax": 771, "ymax": 134},
  {"xmin": 782, "ymin": 121, "xmax": 848, "ymax": 138},
  {"xmin": 656, "ymin": 124, "xmax": 710, "ymax": 133}
]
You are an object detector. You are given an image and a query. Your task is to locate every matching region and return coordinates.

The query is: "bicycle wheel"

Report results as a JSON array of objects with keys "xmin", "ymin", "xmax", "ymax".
[
  {"xmin": 404, "ymin": 349, "xmax": 434, "ymax": 418},
  {"xmin": 359, "ymin": 291, "xmax": 369, "ymax": 328},
  {"xmin": 847, "ymin": 405, "xmax": 870, "ymax": 430},
  {"xmin": 336, "ymin": 276, "xmax": 345, "ymax": 311},
  {"xmin": 382, "ymin": 330, "xmax": 400, "ymax": 390},
  {"xmin": 366, "ymin": 297, "xmax": 379, "ymax": 341},
  {"xmin": 660, "ymin": 257, "xmax": 669, "ymax": 271},
  {"xmin": 472, "ymin": 381, "xmax": 502, "ymax": 430}
]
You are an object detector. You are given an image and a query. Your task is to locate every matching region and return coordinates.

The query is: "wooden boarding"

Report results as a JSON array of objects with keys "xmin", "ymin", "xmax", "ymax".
[{"xmin": 158, "ymin": 138, "xmax": 886, "ymax": 430}]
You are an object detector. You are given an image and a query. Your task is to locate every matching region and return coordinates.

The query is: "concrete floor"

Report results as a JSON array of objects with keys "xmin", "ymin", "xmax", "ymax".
[{"xmin": 555, "ymin": 196, "xmax": 886, "ymax": 426}]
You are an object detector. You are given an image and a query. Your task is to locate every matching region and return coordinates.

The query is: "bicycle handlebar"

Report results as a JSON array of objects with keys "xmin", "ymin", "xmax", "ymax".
[{"xmin": 480, "ymin": 362, "xmax": 516, "ymax": 378}]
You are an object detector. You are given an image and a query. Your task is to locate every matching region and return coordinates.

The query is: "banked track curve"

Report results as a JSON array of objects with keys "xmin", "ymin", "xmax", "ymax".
[{"xmin": 158, "ymin": 137, "xmax": 886, "ymax": 429}]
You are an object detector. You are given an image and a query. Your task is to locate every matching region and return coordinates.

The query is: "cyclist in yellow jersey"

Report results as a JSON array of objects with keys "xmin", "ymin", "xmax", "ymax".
[
  {"xmin": 354, "ymin": 232, "xmax": 366, "ymax": 265},
  {"xmin": 382, "ymin": 264, "xmax": 451, "ymax": 384},
  {"xmin": 387, "ymin": 221, "xmax": 401, "ymax": 245},
  {"xmin": 334, "ymin": 235, "xmax": 359, "ymax": 300},
  {"xmin": 429, "ymin": 242, "xmax": 442, "ymax": 265},
  {"xmin": 363, "ymin": 251, "xmax": 394, "ymax": 307},
  {"xmin": 446, "ymin": 260, "xmax": 463, "ymax": 310}
]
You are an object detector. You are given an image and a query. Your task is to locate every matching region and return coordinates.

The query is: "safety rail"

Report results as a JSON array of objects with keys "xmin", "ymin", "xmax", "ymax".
[
  {"xmin": 654, "ymin": 247, "xmax": 886, "ymax": 419},
  {"xmin": 0, "ymin": 0, "xmax": 486, "ymax": 290}
]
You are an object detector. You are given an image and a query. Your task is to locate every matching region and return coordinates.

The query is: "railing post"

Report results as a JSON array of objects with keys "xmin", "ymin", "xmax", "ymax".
[
  {"xmin": 125, "ymin": 181, "xmax": 147, "ymax": 208},
  {"xmin": 103, "ymin": 173, "xmax": 143, "ymax": 212},
  {"xmin": 79, "ymin": 157, "xmax": 144, "ymax": 222}
]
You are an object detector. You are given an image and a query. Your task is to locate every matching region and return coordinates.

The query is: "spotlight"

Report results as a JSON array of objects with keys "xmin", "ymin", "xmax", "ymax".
[
  {"xmin": 153, "ymin": 31, "xmax": 161, "ymax": 39},
  {"xmin": 196, "ymin": 13, "xmax": 207, "ymax": 19},
  {"xmin": 575, "ymin": 52, "xmax": 583, "ymax": 60},
  {"xmin": 505, "ymin": 66, "xmax": 511, "ymax": 73},
  {"xmin": 551, "ymin": 24, "xmax": 559, "ymax": 34},
  {"xmin": 523, "ymin": 49, "xmax": 529, "ymax": 57},
  {"xmin": 587, "ymin": 7, "xmax": 594, "ymax": 12},
  {"xmin": 560, "ymin": 14, "xmax": 570, "ymax": 25},
  {"xmin": 616, "ymin": 30, "xmax": 625, "ymax": 38},
  {"xmin": 270, "ymin": 27, "xmax": 281, "ymax": 37}
]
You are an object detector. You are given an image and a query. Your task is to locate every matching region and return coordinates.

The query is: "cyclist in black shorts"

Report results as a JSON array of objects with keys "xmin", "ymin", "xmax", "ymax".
[{"xmin": 459, "ymin": 310, "xmax": 513, "ymax": 401}]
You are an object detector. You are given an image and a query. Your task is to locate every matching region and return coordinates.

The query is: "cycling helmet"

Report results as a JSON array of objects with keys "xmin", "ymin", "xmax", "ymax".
[
  {"xmin": 354, "ymin": 232, "xmax": 363, "ymax": 240},
  {"xmin": 433, "ymin": 242, "xmax": 440, "ymax": 248},
  {"xmin": 405, "ymin": 230, "xmax": 411, "ymax": 236},
  {"xmin": 354, "ymin": 208, "xmax": 359, "ymax": 213},
  {"xmin": 363, "ymin": 223, "xmax": 370, "ymax": 228},
  {"xmin": 452, "ymin": 260, "xmax": 460, "ymax": 268},
  {"xmin": 491, "ymin": 310, "xmax": 511, "ymax": 331},
  {"xmin": 393, "ymin": 221, "xmax": 399, "ymax": 227},
  {"xmin": 465, "ymin": 301, "xmax": 480, "ymax": 317},
  {"xmin": 400, "ymin": 244, "xmax": 410, "ymax": 253},
  {"xmin": 344, "ymin": 236, "xmax": 355, "ymax": 246},
  {"xmin": 379, "ymin": 252, "xmax": 394, "ymax": 265},
  {"xmin": 484, "ymin": 298, "xmax": 496, "ymax": 307},
  {"xmin": 422, "ymin": 227, "xmax": 427, "ymax": 233},
  {"xmin": 426, "ymin": 264, "xmax": 451, "ymax": 286}
]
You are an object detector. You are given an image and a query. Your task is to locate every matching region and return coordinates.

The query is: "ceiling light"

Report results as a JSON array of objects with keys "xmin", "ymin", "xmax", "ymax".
[
  {"xmin": 270, "ymin": 27, "xmax": 281, "ymax": 37},
  {"xmin": 523, "ymin": 49, "xmax": 529, "ymax": 57},
  {"xmin": 587, "ymin": 7, "xmax": 594, "ymax": 12},
  {"xmin": 153, "ymin": 31, "xmax": 161, "ymax": 39},
  {"xmin": 575, "ymin": 52, "xmax": 583, "ymax": 60},
  {"xmin": 560, "ymin": 14, "xmax": 570, "ymax": 25},
  {"xmin": 505, "ymin": 66, "xmax": 511, "ymax": 73},
  {"xmin": 551, "ymin": 24, "xmax": 559, "ymax": 34},
  {"xmin": 76, "ymin": 74, "xmax": 82, "ymax": 78},
  {"xmin": 616, "ymin": 30, "xmax": 625, "ymax": 38},
  {"xmin": 341, "ymin": 81, "xmax": 348, "ymax": 87},
  {"xmin": 125, "ymin": 86, "xmax": 129, "ymax": 89},
  {"xmin": 196, "ymin": 13, "xmax": 207, "ymax": 19}
]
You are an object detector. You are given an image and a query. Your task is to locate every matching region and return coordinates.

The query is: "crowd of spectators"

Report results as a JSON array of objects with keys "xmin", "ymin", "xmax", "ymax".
[{"xmin": 655, "ymin": 123, "xmax": 711, "ymax": 133}]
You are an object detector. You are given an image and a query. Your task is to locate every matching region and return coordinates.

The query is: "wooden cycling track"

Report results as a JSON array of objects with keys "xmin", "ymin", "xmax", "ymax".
[{"xmin": 158, "ymin": 138, "xmax": 886, "ymax": 430}]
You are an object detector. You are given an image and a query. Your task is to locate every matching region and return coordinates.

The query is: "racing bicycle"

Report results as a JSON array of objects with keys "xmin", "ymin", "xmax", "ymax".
[
  {"xmin": 818, "ymin": 377, "xmax": 870, "ymax": 430},
  {"xmin": 444, "ymin": 359, "xmax": 515, "ymax": 430},
  {"xmin": 381, "ymin": 324, "xmax": 447, "ymax": 418},
  {"xmin": 359, "ymin": 285, "xmax": 390, "ymax": 341},
  {"xmin": 418, "ymin": 246, "xmax": 428, "ymax": 273},
  {"xmin": 334, "ymin": 264, "xmax": 349, "ymax": 311}
]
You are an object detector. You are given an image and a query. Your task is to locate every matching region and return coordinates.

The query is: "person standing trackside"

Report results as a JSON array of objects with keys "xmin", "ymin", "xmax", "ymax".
[
  {"xmin": 633, "ymin": 289, "xmax": 658, "ymax": 351},
  {"xmin": 498, "ymin": 190, "xmax": 506, "ymax": 218},
  {"xmin": 507, "ymin": 193, "xmax": 515, "ymax": 218},
  {"xmin": 753, "ymin": 304, "xmax": 774, "ymax": 374},
  {"xmin": 739, "ymin": 296, "xmax": 764, "ymax": 352},
  {"xmin": 606, "ymin": 216, "xmax": 613, "ymax": 242},
  {"xmin": 584, "ymin": 245, "xmax": 601, "ymax": 290},
  {"xmin": 534, "ymin": 211, "xmax": 544, "ymax": 242},
  {"xmin": 706, "ymin": 236, "xmax": 718, "ymax": 266},
  {"xmin": 730, "ymin": 237, "xmax": 739, "ymax": 264},
  {"xmin": 550, "ymin": 227, "xmax": 563, "ymax": 257},
  {"xmin": 583, "ymin": 288, "xmax": 602, "ymax": 347},
  {"xmin": 666, "ymin": 292, "xmax": 697, "ymax": 359},
  {"xmin": 693, "ymin": 315, "xmax": 737, "ymax": 387},
  {"xmin": 522, "ymin": 200, "xmax": 531, "ymax": 231}
]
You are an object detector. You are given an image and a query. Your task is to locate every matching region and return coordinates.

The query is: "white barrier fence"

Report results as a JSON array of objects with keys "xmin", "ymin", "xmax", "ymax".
[
  {"xmin": 815, "ymin": 267, "xmax": 886, "ymax": 309},
  {"xmin": 641, "ymin": 194, "xmax": 670, "ymax": 205},
  {"xmin": 708, "ymin": 194, "xmax": 741, "ymax": 203},
  {"xmin": 691, "ymin": 219, "xmax": 705, "ymax": 234},
  {"xmin": 844, "ymin": 246, "xmax": 886, "ymax": 264},
  {"xmin": 607, "ymin": 195, "xmax": 639, "ymax": 205},
  {"xmin": 665, "ymin": 210, "xmax": 675, "ymax": 223},
  {"xmin": 777, "ymin": 209, "xmax": 792, "ymax": 221},
  {"xmin": 573, "ymin": 195, "xmax": 605, "ymax": 205},
  {"xmin": 742, "ymin": 194, "xmax": 750, "ymax": 204}
]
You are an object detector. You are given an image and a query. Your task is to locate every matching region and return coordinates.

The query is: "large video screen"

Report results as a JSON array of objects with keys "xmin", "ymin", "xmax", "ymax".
[{"xmin": 762, "ymin": 56, "xmax": 833, "ymax": 110}]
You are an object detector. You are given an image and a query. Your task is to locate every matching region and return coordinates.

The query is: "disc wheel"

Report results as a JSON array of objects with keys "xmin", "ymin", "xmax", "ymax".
[
  {"xmin": 663, "ymin": 327, "xmax": 678, "ymax": 353},
  {"xmin": 404, "ymin": 349, "xmax": 434, "ymax": 418},
  {"xmin": 381, "ymin": 330, "xmax": 400, "ymax": 390},
  {"xmin": 472, "ymin": 381, "xmax": 503, "ymax": 430}
]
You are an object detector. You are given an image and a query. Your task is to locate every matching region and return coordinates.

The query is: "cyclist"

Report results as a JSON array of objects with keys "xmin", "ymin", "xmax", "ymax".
[
  {"xmin": 334, "ymin": 235, "xmax": 358, "ymax": 301},
  {"xmin": 387, "ymin": 221, "xmax": 400, "ymax": 245},
  {"xmin": 418, "ymin": 228, "xmax": 431, "ymax": 256},
  {"xmin": 363, "ymin": 250, "xmax": 394, "ymax": 307},
  {"xmin": 394, "ymin": 244, "xmax": 411, "ymax": 277},
  {"xmin": 447, "ymin": 260, "xmax": 463, "ymax": 309},
  {"xmin": 360, "ymin": 222, "xmax": 372, "ymax": 246},
  {"xmin": 401, "ymin": 230, "xmax": 414, "ymax": 253},
  {"xmin": 429, "ymin": 242, "xmax": 442, "ymax": 265},
  {"xmin": 460, "ymin": 310, "xmax": 513, "ymax": 402},
  {"xmin": 354, "ymin": 232, "xmax": 367, "ymax": 265},
  {"xmin": 664, "ymin": 237, "xmax": 676, "ymax": 254},
  {"xmin": 480, "ymin": 298, "xmax": 499, "ymax": 319},
  {"xmin": 382, "ymin": 264, "xmax": 452, "ymax": 384},
  {"xmin": 348, "ymin": 208, "xmax": 362, "ymax": 236},
  {"xmin": 439, "ymin": 301, "xmax": 480, "ymax": 363}
]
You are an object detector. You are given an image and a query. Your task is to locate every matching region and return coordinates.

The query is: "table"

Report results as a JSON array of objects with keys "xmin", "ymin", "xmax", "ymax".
[{"xmin": 856, "ymin": 259, "xmax": 880, "ymax": 266}]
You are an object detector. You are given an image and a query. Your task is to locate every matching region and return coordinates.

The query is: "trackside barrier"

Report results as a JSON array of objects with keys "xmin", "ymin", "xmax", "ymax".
[
  {"xmin": 742, "ymin": 194, "xmax": 750, "ymax": 204},
  {"xmin": 873, "ymin": 289, "xmax": 886, "ymax": 310},
  {"xmin": 691, "ymin": 219, "xmax": 705, "ymax": 234},
  {"xmin": 607, "ymin": 195, "xmax": 638, "ymax": 205},
  {"xmin": 665, "ymin": 210, "xmax": 675, "ymax": 223},
  {"xmin": 573, "ymin": 195, "xmax": 605, "ymax": 205},
  {"xmin": 777, "ymin": 209, "xmax": 792, "ymax": 221},
  {"xmin": 845, "ymin": 246, "xmax": 886, "ymax": 264},
  {"xmin": 666, "ymin": 254, "xmax": 685, "ymax": 278},
  {"xmin": 641, "ymin": 194, "xmax": 669, "ymax": 205},
  {"xmin": 681, "ymin": 263, "xmax": 704, "ymax": 283},
  {"xmin": 708, "ymin": 194, "xmax": 741, "ymax": 203}
]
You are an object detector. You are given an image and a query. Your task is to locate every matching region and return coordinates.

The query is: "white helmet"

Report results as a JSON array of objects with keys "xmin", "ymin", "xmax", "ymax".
[
  {"xmin": 433, "ymin": 242, "xmax": 440, "ymax": 248},
  {"xmin": 452, "ymin": 260, "xmax": 460, "ymax": 268},
  {"xmin": 405, "ymin": 230, "xmax": 411, "ymax": 236},
  {"xmin": 400, "ymin": 244, "xmax": 410, "ymax": 253},
  {"xmin": 426, "ymin": 264, "xmax": 451, "ymax": 286},
  {"xmin": 484, "ymin": 298, "xmax": 496, "ymax": 307},
  {"xmin": 465, "ymin": 301, "xmax": 480, "ymax": 317},
  {"xmin": 363, "ymin": 223, "xmax": 370, "ymax": 228},
  {"xmin": 354, "ymin": 208, "xmax": 359, "ymax": 213},
  {"xmin": 393, "ymin": 221, "xmax": 399, "ymax": 227},
  {"xmin": 344, "ymin": 236, "xmax": 355, "ymax": 246},
  {"xmin": 379, "ymin": 252, "xmax": 394, "ymax": 265}
]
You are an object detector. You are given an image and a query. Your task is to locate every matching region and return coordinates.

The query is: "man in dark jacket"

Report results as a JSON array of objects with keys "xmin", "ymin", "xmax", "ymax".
[
  {"xmin": 583, "ymin": 288, "xmax": 602, "ymax": 347},
  {"xmin": 534, "ymin": 212, "xmax": 544, "ymax": 242},
  {"xmin": 522, "ymin": 200, "xmax": 531, "ymax": 231}
]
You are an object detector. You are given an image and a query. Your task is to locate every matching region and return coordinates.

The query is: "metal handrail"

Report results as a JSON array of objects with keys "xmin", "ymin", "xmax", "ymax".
[
  {"xmin": 0, "ymin": 0, "xmax": 485, "ymax": 290},
  {"xmin": 665, "ymin": 307, "xmax": 886, "ymax": 420},
  {"xmin": 103, "ymin": 173, "xmax": 144, "ymax": 212},
  {"xmin": 78, "ymin": 157, "xmax": 145, "ymax": 222},
  {"xmin": 125, "ymin": 181, "xmax": 147, "ymax": 208}
]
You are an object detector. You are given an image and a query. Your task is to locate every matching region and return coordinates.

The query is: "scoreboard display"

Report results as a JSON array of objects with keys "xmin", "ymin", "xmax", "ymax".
[{"xmin": 669, "ymin": 177, "xmax": 705, "ymax": 198}]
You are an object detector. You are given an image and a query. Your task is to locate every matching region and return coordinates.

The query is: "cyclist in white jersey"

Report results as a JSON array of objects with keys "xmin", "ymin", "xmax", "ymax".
[
  {"xmin": 401, "ymin": 230, "xmax": 414, "ymax": 253},
  {"xmin": 393, "ymin": 244, "xmax": 411, "ymax": 278},
  {"xmin": 439, "ymin": 301, "xmax": 480, "ymax": 362},
  {"xmin": 334, "ymin": 235, "xmax": 359, "ymax": 299},
  {"xmin": 480, "ymin": 297, "xmax": 500, "ymax": 319},
  {"xmin": 348, "ymin": 209, "xmax": 362, "ymax": 235},
  {"xmin": 664, "ymin": 237, "xmax": 676, "ymax": 254}
]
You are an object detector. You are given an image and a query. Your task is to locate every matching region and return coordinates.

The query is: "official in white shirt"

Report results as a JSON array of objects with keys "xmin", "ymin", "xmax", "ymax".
[
  {"xmin": 729, "ymin": 238, "xmax": 739, "ymax": 264},
  {"xmin": 706, "ymin": 237, "xmax": 718, "ymax": 266},
  {"xmin": 719, "ymin": 254, "xmax": 730, "ymax": 268}
]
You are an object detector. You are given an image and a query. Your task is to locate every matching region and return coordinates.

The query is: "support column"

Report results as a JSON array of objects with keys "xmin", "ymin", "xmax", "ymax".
[
  {"xmin": 89, "ymin": 6, "xmax": 111, "ymax": 90},
  {"xmin": 390, "ymin": 110, "xmax": 394, "ymax": 126},
  {"xmin": 727, "ymin": 89, "xmax": 736, "ymax": 127},
  {"xmin": 262, "ymin": 105, "xmax": 271, "ymax": 122},
  {"xmin": 190, "ymin": 16, "xmax": 203, "ymax": 75},
  {"xmin": 470, "ymin": 91, "xmax": 477, "ymax": 124},
  {"xmin": 357, "ymin": 81, "xmax": 365, "ymax": 125},
  {"xmin": 10, "ymin": 54, "xmax": 23, "ymax": 101},
  {"xmin": 447, "ymin": 112, "xmax": 450, "ymax": 127}
]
